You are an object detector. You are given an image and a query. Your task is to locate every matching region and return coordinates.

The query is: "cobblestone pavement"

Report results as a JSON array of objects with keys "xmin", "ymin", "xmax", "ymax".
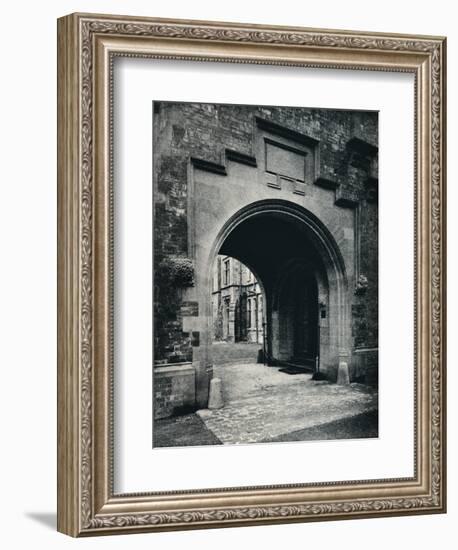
[{"xmin": 197, "ymin": 363, "xmax": 378, "ymax": 445}]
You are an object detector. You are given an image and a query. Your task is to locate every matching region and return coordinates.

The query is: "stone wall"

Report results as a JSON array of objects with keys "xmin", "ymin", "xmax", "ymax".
[
  {"xmin": 153, "ymin": 364, "xmax": 196, "ymax": 420},
  {"xmin": 153, "ymin": 101, "xmax": 378, "ymax": 414},
  {"xmin": 154, "ymin": 102, "xmax": 378, "ymax": 365}
]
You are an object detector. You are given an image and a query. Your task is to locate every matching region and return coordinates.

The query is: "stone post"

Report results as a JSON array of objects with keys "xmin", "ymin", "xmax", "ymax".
[
  {"xmin": 208, "ymin": 378, "xmax": 224, "ymax": 409},
  {"xmin": 337, "ymin": 361, "xmax": 350, "ymax": 385}
]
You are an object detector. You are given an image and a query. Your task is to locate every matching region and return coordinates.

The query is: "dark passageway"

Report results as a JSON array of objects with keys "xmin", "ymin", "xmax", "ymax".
[{"xmin": 217, "ymin": 211, "xmax": 328, "ymax": 370}]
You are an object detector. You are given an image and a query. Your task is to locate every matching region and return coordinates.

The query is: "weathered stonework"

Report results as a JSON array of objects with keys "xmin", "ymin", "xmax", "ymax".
[
  {"xmin": 153, "ymin": 363, "xmax": 196, "ymax": 419},
  {"xmin": 153, "ymin": 102, "xmax": 378, "ymax": 414}
]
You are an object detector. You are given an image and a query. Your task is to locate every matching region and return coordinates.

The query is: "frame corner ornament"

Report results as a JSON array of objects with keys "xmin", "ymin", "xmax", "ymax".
[{"xmin": 57, "ymin": 12, "xmax": 446, "ymax": 537}]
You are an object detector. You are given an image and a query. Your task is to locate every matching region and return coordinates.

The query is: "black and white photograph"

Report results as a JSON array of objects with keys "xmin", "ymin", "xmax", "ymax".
[
  {"xmin": 152, "ymin": 101, "xmax": 379, "ymax": 448},
  {"xmin": 0, "ymin": 0, "xmax": 451, "ymax": 543}
]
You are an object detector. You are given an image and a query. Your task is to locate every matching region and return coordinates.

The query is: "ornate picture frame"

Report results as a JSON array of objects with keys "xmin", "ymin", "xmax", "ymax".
[{"xmin": 57, "ymin": 13, "xmax": 446, "ymax": 536}]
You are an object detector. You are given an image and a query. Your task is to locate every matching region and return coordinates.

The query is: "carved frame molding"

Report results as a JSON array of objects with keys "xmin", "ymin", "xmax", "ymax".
[{"xmin": 57, "ymin": 13, "xmax": 446, "ymax": 536}]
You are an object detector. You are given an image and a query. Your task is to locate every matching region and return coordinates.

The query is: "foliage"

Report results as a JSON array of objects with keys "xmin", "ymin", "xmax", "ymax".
[
  {"xmin": 354, "ymin": 274, "xmax": 369, "ymax": 295},
  {"xmin": 158, "ymin": 256, "xmax": 195, "ymax": 287}
]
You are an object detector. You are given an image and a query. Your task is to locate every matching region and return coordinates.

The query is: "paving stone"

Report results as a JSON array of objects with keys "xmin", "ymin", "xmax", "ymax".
[{"xmin": 196, "ymin": 362, "xmax": 377, "ymax": 444}]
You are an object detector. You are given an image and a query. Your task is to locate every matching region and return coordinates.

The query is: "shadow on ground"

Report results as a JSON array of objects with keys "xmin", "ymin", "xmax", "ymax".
[
  {"xmin": 153, "ymin": 362, "xmax": 378, "ymax": 448},
  {"xmin": 262, "ymin": 410, "xmax": 378, "ymax": 442},
  {"xmin": 25, "ymin": 512, "xmax": 56, "ymax": 530},
  {"xmin": 154, "ymin": 414, "xmax": 222, "ymax": 448}
]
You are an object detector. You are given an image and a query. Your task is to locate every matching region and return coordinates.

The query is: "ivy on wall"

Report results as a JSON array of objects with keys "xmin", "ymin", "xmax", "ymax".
[{"xmin": 158, "ymin": 257, "xmax": 195, "ymax": 287}]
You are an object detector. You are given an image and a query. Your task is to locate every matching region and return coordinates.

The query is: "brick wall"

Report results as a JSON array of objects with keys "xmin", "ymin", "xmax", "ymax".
[{"xmin": 153, "ymin": 364, "xmax": 196, "ymax": 420}]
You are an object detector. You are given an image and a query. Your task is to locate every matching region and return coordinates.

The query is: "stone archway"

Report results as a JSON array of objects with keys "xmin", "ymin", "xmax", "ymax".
[
  {"xmin": 153, "ymin": 103, "xmax": 379, "ymax": 419},
  {"xmin": 202, "ymin": 199, "xmax": 350, "ymax": 402}
]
